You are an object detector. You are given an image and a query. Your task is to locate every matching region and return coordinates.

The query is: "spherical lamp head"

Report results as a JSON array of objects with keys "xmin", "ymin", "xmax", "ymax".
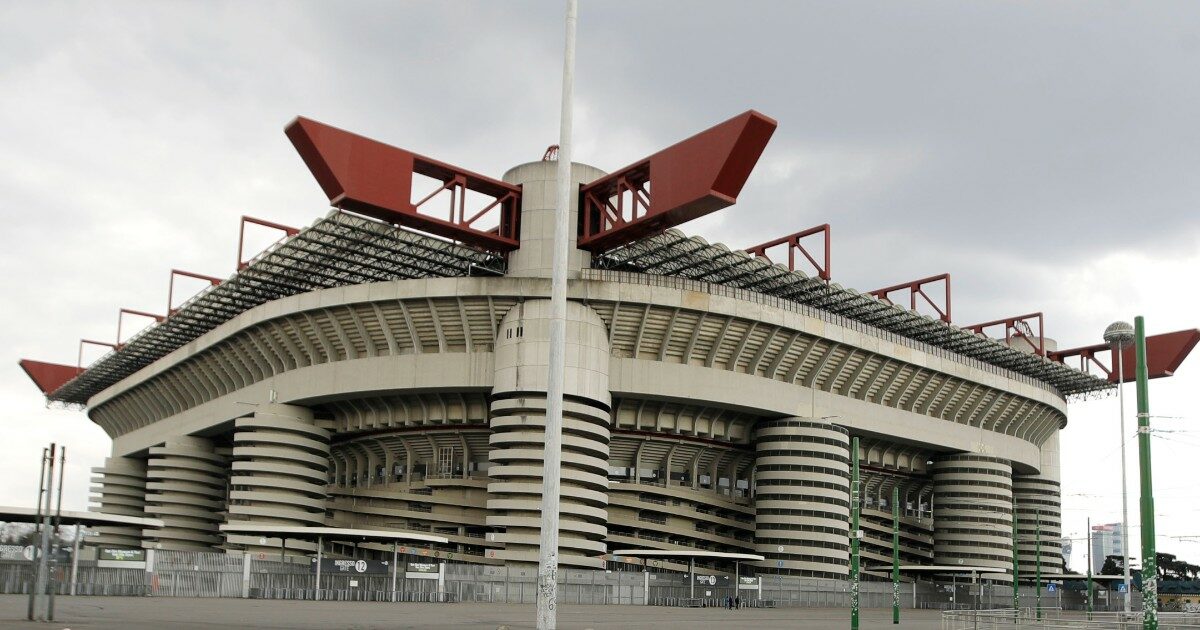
[{"xmin": 1103, "ymin": 321, "xmax": 1135, "ymax": 348}]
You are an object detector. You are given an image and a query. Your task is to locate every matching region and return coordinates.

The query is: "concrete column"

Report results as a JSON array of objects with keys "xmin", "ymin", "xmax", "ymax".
[
  {"xmin": 142, "ymin": 436, "xmax": 228, "ymax": 550},
  {"xmin": 225, "ymin": 404, "xmax": 330, "ymax": 554},
  {"xmin": 752, "ymin": 417, "xmax": 850, "ymax": 578},
  {"xmin": 89, "ymin": 456, "xmax": 146, "ymax": 549},
  {"xmin": 1014, "ymin": 430, "xmax": 1063, "ymax": 576},
  {"xmin": 486, "ymin": 299, "xmax": 611, "ymax": 568},
  {"xmin": 502, "ymin": 160, "xmax": 605, "ymax": 279},
  {"xmin": 932, "ymin": 453, "xmax": 1014, "ymax": 574}
]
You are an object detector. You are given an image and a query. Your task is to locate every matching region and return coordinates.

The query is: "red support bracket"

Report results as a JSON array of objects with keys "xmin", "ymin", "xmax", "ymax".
[
  {"xmin": 744, "ymin": 224, "xmax": 831, "ymax": 281},
  {"xmin": 578, "ymin": 110, "xmax": 778, "ymax": 252},
  {"xmin": 238, "ymin": 215, "xmax": 299, "ymax": 270},
  {"xmin": 869, "ymin": 274, "xmax": 952, "ymax": 323},
  {"xmin": 966, "ymin": 312, "xmax": 1046, "ymax": 357},
  {"xmin": 78, "ymin": 339, "xmax": 120, "ymax": 369},
  {"xmin": 168, "ymin": 269, "xmax": 223, "ymax": 315},
  {"xmin": 1050, "ymin": 328, "xmax": 1200, "ymax": 382},
  {"xmin": 117, "ymin": 308, "xmax": 166, "ymax": 346},
  {"xmin": 18, "ymin": 359, "xmax": 83, "ymax": 395},
  {"xmin": 285, "ymin": 117, "xmax": 521, "ymax": 252}
]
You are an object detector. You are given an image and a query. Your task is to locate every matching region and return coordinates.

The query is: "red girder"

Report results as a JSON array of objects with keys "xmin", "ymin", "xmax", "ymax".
[
  {"xmin": 578, "ymin": 110, "xmax": 778, "ymax": 252},
  {"xmin": 118, "ymin": 308, "xmax": 165, "ymax": 346},
  {"xmin": 78, "ymin": 339, "xmax": 119, "ymax": 369},
  {"xmin": 286, "ymin": 117, "xmax": 521, "ymax": 252},
  {"xmin": 168, "ymin": 269, "xmax": 222, "ymax": 315},
  {"xmin": 238, "ymin": 215, "xmax": 298, "ymax": 270},
  {"xmin": 967, "ymin": 312, "xmax": 1045, "ymax": 357},
  {"xmin": 1050, "ymin": 329, "xmax": 1200, "ymax": 382},
  {"xmin": 870, "ymin": 274, "xmax": 952, "ymax": 323},
  {"xmin": 744, "ymin": 224, "xmax": 831, "ymax": 281},
  {"xmin": 18, "ymin": 359, "xmax": 82, "ymax": 395}
]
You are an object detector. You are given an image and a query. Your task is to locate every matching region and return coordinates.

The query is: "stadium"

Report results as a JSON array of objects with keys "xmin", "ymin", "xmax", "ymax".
[{"xmin": 21, "ymin": 109, "xmax": 1127, "ymax": 586}]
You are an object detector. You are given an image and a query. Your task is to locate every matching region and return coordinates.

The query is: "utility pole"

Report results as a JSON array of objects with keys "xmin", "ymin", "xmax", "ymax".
[
  {"xmin": 850, "ymin": 436, "xmax": 860, "ymax": 630},
  {"xmin": 1104, "ymin": 320, "xmax": 1135, "ymax": 614},
  {"xmin": 47, "ymin": 446, "xmax": 65, "ymax": 621},
  {"xmin": 1036, "ymin": 511, "xmax": 1042, "ymax": 620},
  {"xmin": 1087, "ymin": 517, "xmax": 1094, "ymax": 620},
  {"xmin": 892, "ymin": 485, "xmax": 899, "ymax": 625},
  {"xmin": 27, "ymin": 447, "xmax": 49, "ymax": 621},
  {"xmin": 32, "ymin": 444, "xmax": 56, "ymax": 621},
  {"xmin": 536, "ymin": 1, "xmax": 577, "ymax": 628},
  {"xmin": 1012, "ymin": 504, "xmax": 1020, "ymax": 611},
  {"xmin": 1134, "ymin": 316, "xmax": 1157, "ymax": 630}
]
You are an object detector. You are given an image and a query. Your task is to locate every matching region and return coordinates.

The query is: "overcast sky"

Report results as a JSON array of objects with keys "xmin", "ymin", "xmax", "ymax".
[{"xmin": 1, "ymin": 1, "xmax": 1197, "ymax": 572}]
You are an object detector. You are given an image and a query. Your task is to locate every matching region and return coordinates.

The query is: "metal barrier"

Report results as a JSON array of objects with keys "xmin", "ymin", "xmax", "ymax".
[{"xmin": 941, "ymin": 609, "xmax": 1200, "ymax": 630}]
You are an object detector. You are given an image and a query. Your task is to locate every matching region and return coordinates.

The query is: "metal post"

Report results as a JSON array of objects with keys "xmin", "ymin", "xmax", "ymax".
[
  {"xmin": 1134, "ymin": 316, "xmax": 1157, "ymax": 630},
  {"xmin": 1036, "ymin": 512, "xmax": 1042, "ymax": 619},
  {"xmin": 27, "ymin": 447, "xmax": 48, "ymax": 621},
  {"xmin": 315, "ymin": 535, "xmax": 322, "ymax": 602},
  {"xmin": 33, "ymin": 445, "xmax": 56, "ymax": 621},
  {"xmin": 70, "ymin": 525, "xmax": 82, "ymax": 597},
  {"xmin": 391, "ymin": 542, "xmax": 398, "ymax": 603},
  {"xmin": 850, "ymin": 436, "xmax": 860, "ymax": 630},
  {"xmin": 1012, "ymin": 502, "xmax": 1020, "ymax": 610},
  {"xmin": 1117, "ymin": 335, "xmax": 1133, "ymax": 614},
  {"xmin": 689, "ymin": 557, "xmax": 695, "ymax": 599},
  {"xmin": 892, "ymin": 485, "xmax": 900, "ymax": 624},
  {"xmin": 536, "ymin": 2, "xmax": 577, "ymax": 629},
  {"xmin": 48, "ymin": 446, "xmax": 65, "ymax": 621},
  {"xmin": 1087, "ymin": 517, "xmax": 1094, "ymax": 620}
]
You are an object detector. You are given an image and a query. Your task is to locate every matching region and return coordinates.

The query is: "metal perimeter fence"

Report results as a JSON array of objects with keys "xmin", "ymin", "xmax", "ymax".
[
  {"xmin": 941, "ymin": 609, "xmax": 1200, "ymax": 630},
  {"xmin": 0, "ymin": 551, "xmax": 1116, "ymax": 610}
]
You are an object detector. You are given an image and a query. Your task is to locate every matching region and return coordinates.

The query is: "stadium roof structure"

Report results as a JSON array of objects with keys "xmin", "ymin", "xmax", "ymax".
[
  {"xmin": 44, "ymin": 210, "xmax": 503, "ymax": 406},
  {"xmin": 594, "ymin": 228, "xmax": 1113, "ymax": 398}
]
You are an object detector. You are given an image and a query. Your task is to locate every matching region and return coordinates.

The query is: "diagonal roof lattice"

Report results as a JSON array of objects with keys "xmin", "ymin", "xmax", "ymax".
[
  {"xmin": 593, "ymin": 228, "xmax": 1112, "ymax": 398},
  {"xmin": 48, "ymin": 210, "xmax": 504, "ymax": 406}
]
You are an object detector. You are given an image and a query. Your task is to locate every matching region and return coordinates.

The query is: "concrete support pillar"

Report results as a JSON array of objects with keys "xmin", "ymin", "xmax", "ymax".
[
  {"xmin": 752, "ymin": 417, "xmax": 850, "ymax": 578},
  {"xmin": 486, "ymin": 299, "xmax": 611, "ymax": 568},
  {"xmin": 225, "ymin": 404, "xmax": 330, "ymax": 554},
  {"xmin": 932, "ymin": 454, "xmax": 1014, "ymax": 574},
  {"xmin": 501, "ymin": 160, "xmax": 605, "ymax": 279},
  {"xmin": 1015, "ymin": 431, "xmax": 1064, "ymax": 576},
  {"xmin": 142, "ymin": 436, "xmax": 228, "ymax": 550},
  {"xmin": 89, "ymin": 456, "xmax": 147, "ymax": 549}
]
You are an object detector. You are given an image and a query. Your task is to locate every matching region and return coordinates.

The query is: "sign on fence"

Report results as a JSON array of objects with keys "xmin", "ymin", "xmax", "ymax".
[
  {"xmin": 406, "ymin": 561, "xmax": 441, "ymax": 580},
  {"xmin": 311, "ymin": 558, "xmax": 391, "ymax": 575},
  {"xmin": 98, "ymin": 547, "xmax": 146, "ymax": 568}
]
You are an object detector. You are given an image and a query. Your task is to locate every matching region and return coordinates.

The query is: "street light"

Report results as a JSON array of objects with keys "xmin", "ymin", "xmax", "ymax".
[{"xmin": 1103, "ymin": 320, "xmax": 1135, "ymax": 614}]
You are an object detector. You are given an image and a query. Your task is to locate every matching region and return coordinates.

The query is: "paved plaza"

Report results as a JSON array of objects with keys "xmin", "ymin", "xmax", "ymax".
[{"xmin": 0, "ymin": 596, "xmax": 948, "ymax": 629}]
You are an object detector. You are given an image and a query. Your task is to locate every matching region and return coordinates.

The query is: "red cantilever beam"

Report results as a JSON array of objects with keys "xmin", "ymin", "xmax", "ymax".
[
  {"xmin": 966, "ymin": 312, "xmax": 1045, "ymax": 356},
  {"xmin": 1051, "ymin": 328, "xmax": 1200, "ymax": 382},
  {"xmin": 870, "ymin": 273, "xmax": 952, "ymax": 323},
  {"xmin": 18, "ymin": 359, "xmax": 82, "ymax": 395},
  {"xmin": 578, "ymin": 110, "xmax": 778, "ymax": 252},
  {"xmin": 168, "ymin": 269, "xmax": 223, "ymax": 315},
  {"xmin": 238, "ymin": 215, "xmax": 299, "ymax": 270},
  {"xmin": 78, "ymin": 339, "xmax": 119, "ymax": 369},
  {"xmin": 744, "ymin": 224, "xmax": 831, "ymax": 281},
  {"xmin": 285, "ymin": 116, "xmax": 521, "ymax": 252},
  {"xmin": 118, "ymin": 308, "xmax": 166, "ymax": 345}
]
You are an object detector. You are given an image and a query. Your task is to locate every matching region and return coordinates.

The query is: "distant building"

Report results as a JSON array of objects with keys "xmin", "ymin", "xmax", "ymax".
[{"xmin": 1092, "ymin": 523, "xmax": 1126, "ymax": 573}]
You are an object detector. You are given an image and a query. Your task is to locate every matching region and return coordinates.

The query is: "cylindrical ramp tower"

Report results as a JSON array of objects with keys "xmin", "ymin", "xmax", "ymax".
[
  {"xmin": 1013, "ymin": 475, "xmax": 1063, "ymax": 575},
  {"xmin": 486, "ymin": 299, "xmax": 611, "ymax": 568},
  {"xmin": 225, "ymin": 404, "xmax": 330, "ymax": 553},
  {"xmin": 142, "ymin": 437, "xmax": 228, "ymax": 550},
  {"xmin": 89, "ymin": 456, "xmax": 147, "ymax": 549},
  {"xmin": 752, "ymin": 417, "xmax": 850, "ymax": 578},
  {"xmin": 932, "ymin": 454, "xmax": 1014, "ymax": 573}
]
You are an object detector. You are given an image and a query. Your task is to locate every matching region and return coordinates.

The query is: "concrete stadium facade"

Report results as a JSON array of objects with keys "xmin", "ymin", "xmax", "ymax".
[{"xmin": 61, "ymin": 158, "xmax": 1082, "ymax": 583}]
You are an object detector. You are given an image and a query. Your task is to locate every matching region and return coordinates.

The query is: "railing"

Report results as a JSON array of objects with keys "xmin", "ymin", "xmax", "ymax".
[{"xmin": 941, "ymin": 609, "xmax": 1200, "ymax": 630}]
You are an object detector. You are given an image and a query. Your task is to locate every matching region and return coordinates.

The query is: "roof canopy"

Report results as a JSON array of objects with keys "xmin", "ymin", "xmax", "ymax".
[
  {"xmin": 610, "ymin": 548, "xmax": 765, "ymax": 562},
  {"xmin": 219, "ymin": 523, "xmax": 448, "ymax": 545},
  {"xmin": 0, "ymin": 506, "xmax": 163, "ymax": 530}
]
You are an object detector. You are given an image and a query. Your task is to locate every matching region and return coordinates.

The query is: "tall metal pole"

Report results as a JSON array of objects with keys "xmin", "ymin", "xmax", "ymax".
[
  {"xmin": 891, "ymin": 485, "xmax": 899, "ymax": 624},
  {"xmin": 536, "ymin": 2, "xmax": 577, "ymax": 628},
  {"xmin": 1035, "ymin": 512, "xmax": 1042, "ymax": 620},
  {"xmin": 1012, "ymin": 503, "xmax": 1020, "ymax": 611},
  {"xmin": 1105, "ymin": 320, "xmax": 1135, "ymax": 613},
  {"xmin": 33, "ymin": 444, "xmax": 56, "ymax": 621},
  {"xmin": 850, "ymin": 436, "xmax": 860, "ymax": 630},
  {"xmin": 47, "ymin": 446, "xmax": 65, "ymax": 621},
  {"xmin": 27, "ymin": 447, "xmax": 48, "ymax": 621},
  {"xmin": 1134, "ymin": 316, "xmax": 1157, "ymax": 630},
  {"xmin": 1087, "ymin": 517, "xmax": 1094, "ymax": 620},
  {"xmin": 315, "ymin": 535, "xmax": 323, "ymax": 601}
]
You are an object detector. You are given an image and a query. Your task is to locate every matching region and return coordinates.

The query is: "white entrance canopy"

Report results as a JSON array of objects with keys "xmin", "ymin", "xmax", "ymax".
[
  {"xmin": 611, "ymin": 549, "xmax": 765, "ymax": 562},
  {"xmin": 870, "ymin": 564, "xmax": 1010, "ymax": 577},
  {"xmin": 1041, "ymin": 574, "xmax": 1128, "ymax": 581},
  {"xmin": 0, "ymin": 505, "xmax": 163, "ymax": 530},
  {"xmin": 218, "ymin": 524, "xmax": 448, "ymax": 545}
]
